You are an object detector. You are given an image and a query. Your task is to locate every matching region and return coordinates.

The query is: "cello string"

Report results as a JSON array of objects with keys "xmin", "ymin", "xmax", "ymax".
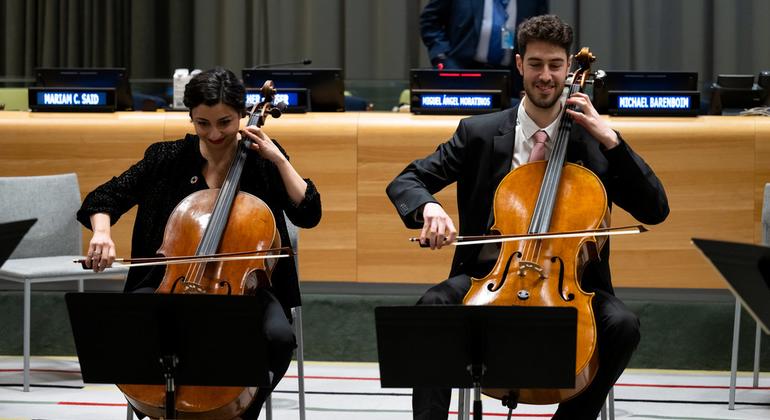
[
  {"xmin": 192, "ymin": 140, "xmax": 250, "ymax": 287},
  {"xmin": 528, "ymin": 81, "xmax": 578, "ymax": 264},
  {"xmin": 193, "ymin": 98, "xmax": 278, "ymax": 285}
]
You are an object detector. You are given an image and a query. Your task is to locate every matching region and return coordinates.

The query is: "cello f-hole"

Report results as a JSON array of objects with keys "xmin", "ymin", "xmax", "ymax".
[
  {"xmin": 487, "ymin": 251, "xmax": 521, "ymax": 292},
  {"xmin": 552, "ymin": 256, "xmax": 574, "ymax": 302},
  {"xmin": 170, "ymin": 276, "xmax": 185, "ymax": 294},
  {"xmin": 218, "ymin": 280, "xmax": 232, "ymax": 295}
]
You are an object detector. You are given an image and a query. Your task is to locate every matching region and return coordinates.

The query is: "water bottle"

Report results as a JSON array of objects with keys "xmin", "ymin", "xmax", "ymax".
[{"xmin": 173, "ymin": 68, "xmax": 189, "ymax": 110}]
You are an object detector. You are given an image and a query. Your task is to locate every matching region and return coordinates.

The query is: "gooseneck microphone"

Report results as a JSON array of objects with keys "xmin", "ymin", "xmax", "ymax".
[{"xmin": 251, "ymin": 59, "xmax": 312, "ymax": 69}]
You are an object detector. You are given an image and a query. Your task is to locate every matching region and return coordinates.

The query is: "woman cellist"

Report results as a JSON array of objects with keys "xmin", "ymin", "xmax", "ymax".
[
  {"xmin": 387, "ymin": 15, "xmax": 668, "ymax": 420},
  {"xmin": 76, "ymin": 67, "xmax": 322, "ymax": 419}
]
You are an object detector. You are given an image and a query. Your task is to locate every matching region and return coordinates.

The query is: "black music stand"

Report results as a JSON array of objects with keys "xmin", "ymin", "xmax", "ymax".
[
  {"xmin": 0, "ymin": 219, "xmax": 36, "ymax": 265},
  {"xmin": 692, "ymin": 238, "xmax": 770, "ymax": 333},
  {"xmin": 66, "ymin": 292, "xmax": 271, "ymax": 420},
  {"xmin": 375, "ymin": 305, "xmax": 577, "ymax": 419}
]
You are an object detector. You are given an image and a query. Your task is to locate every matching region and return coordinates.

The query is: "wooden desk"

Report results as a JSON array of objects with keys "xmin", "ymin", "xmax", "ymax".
[{"xmin": 1, "ymin": 111, "xmax": 767, "ymax": 288}]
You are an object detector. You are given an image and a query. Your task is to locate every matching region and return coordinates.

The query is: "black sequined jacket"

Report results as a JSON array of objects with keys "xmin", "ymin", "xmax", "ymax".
[{"xmin": 76, "ymin": 134, "xmax": 322, "ymax": 311}]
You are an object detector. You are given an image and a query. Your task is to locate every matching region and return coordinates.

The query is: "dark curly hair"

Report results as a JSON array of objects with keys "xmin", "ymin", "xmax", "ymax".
[
  {"xmin": 517, "ymin": 14, "xmax": 573, "ymax": 57},
  {"xmin": 183, "ymin": 67, "xmax": 246, "ymax": 117}
]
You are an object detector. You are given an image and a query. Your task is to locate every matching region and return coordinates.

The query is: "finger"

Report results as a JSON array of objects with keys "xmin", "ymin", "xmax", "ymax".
[
  {"xmin": 429, "ymin": 217, "xmax": 440, "ymax": 249},
  {"xmin": 91, "ymin": 245, "xmax": 104, "ymax": 271},
  {"xmin": 566, "ymin": 98, "xmax": 585, "ymax": 110},
  {"xmin": 245, "ymin": 125, "xmax": 269, "ymax": 141},
  {"xmin": 565, "ymin": 109, "xmax": 581, "ymax": 120},
  {"xmin": 446, "ymin": 219, "xmax": 458, "ymax": 244},
  {"xmin": 246, "ymin": 140, "xmax": 261, "ymax": 151},
  {"xmin": 569, "ymin": 91, "xmax": 588, "ymax": 100},
  {"xmin": 96, "ymin": 258, "xmax": 106, "ymax": 272},
  {"xmin": 435, "ymin": 219, "xmax": 447, "ymax": 249},
  {"xmin": 240, "ymin": 129, "xmax": 258, "ymax": 144},
  {"xmin": 419, "ymin": 219, "xmax": 431, "ymax": 246},
  {"xmin": 107, "ymin": 247, "xmax": 116, "ymax": 267}
]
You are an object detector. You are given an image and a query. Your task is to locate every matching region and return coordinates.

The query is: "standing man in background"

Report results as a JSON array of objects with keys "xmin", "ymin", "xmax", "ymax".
[{"xmin": 420, "ymin": 0, "xmax": 549, "ymax": 98}]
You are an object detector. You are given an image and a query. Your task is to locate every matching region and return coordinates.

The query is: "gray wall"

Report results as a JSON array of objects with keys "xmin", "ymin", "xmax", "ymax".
[{"xmin": 2, "ymin": 0, "xmax": 769, "ymax": 84}]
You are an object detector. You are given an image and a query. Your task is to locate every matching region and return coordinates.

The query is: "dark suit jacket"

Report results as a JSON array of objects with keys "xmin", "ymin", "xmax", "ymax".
[
  {"xmin": 420, "ymin": 0, "xmax": 549, "ymax": 92},
  {"xmin": 386, "ymin": 106, "xmax": 669, "ymax": 294}
]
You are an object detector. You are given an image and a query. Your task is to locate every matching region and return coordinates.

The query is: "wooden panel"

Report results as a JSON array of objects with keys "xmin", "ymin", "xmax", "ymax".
[
  {"xmin": 607, "ymin": 117, "xmax": 756, "ymax": 288},
  {"xmin": 0, "ymin": 111, "xmax": 163, "ymax": 259},
  {"xmin": 264, "ymin": 114, "xmax": 358, "ymax": 281},
  {"xmin": 0, "ymin": 111, "xmax": 357, "ymax": 283},
  {"xmin": 357, "ymin": 114, "xmax": 460, "ymax": 283},
  {"xmin": 1, "ymin": 111, "xmax": 768, "ymax": 289}
]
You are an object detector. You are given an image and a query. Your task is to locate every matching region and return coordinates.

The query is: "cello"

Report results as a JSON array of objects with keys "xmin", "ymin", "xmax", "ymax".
[
  {"xmin": 462, "ymin": 48, "xmax": 607, "ymax": 405},
  {"xmin": 117, "ymin": 81, "xmax": 289, "ymax": 419}
]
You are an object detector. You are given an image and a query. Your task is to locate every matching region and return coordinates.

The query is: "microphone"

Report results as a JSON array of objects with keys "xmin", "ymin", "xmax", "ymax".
[{"xmin": 252, "ymin": 59, "xmax": 312, "ymax": 69}]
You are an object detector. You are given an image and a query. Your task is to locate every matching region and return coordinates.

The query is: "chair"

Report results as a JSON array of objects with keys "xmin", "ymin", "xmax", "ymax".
[
  {"xmin": 266, "ymin": 215, "xmax": 307, "ymax": 420},
  {"xmin": 600, "ymin": 387, "xmax": 615, "ymax": 420},
  {"xmin": 728, "ymin": 182, "xmax": 770, "ymax": 409},
  {"xmin": 0, "ymin": 174, "xmax": 128, "ymax": 392}
]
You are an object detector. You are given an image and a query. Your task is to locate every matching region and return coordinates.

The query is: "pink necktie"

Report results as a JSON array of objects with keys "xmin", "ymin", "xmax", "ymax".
[{"xmin": 528, "ymin": 130, "xmax": 548, "ymax": 162}]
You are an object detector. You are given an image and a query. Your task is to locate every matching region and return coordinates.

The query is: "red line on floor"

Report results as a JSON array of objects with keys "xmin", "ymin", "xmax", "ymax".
[
  {"xmin": 7, "ymin": 371, "xmax": 768, "ymax": 391},
  {"xmin": 449, "ymin": 411, "xmax": 552, "ymax": 417},
  {"xmin": 58, "ymin": 401, "xmax": 127, "ymax": 407}
]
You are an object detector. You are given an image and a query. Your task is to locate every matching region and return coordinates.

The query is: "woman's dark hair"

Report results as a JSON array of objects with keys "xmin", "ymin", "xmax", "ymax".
[
  {"xmin": 517, "ymin": 15, "xmax": 573, "ymax": 57},
  {"xmin": 183, "ymin": 67, "xmax": 246, "ymax": 116}
]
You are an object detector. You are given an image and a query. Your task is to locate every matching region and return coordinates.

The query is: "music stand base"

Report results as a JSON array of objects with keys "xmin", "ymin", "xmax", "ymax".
[{"xmin": 161, "ymin": 355, "xmax": 178, "ymax": 420}]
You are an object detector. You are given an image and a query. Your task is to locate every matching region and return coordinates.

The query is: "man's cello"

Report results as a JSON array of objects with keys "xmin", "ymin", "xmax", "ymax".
[{"xmin": 462, "ymin": 48, "xmax": 606, "ymax": 405}]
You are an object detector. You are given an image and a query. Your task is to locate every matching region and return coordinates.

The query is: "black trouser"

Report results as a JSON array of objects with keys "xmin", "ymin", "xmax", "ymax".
[
  {"xmin": 412, "ymin": 274, "xmax": 640, "ymax": 420},
  {"xmin": 129, "ymin": 287, "xmax": 295, "ymax": 420}
]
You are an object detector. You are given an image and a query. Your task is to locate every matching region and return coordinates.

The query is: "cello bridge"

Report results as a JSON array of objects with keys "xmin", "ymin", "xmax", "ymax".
[
  {"xmin": 182, "ymin": 283, "xmax": 206, "ymax": 294},
  {"xmin": 517, "ymin": 261, "xmax": 545, "ymax": 279}
]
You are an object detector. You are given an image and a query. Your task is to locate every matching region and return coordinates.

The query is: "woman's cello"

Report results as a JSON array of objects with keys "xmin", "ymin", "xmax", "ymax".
[
  {"xmin": 118, "ymin": 81, "xmax": 288, "ymax": 419},
  {"xmin": 462, "ymin": 48, "xmax": 606, "ymax": 405}
]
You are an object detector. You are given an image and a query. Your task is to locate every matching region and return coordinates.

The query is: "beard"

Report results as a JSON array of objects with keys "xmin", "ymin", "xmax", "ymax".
[{"xmin": 525, "ymin": 81, "xmax": 564, "ymax": 110}]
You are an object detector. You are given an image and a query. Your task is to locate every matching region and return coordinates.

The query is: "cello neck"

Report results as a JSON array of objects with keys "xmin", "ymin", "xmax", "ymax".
[
  {"xmin": 196, "ymin": 140, "xmax": 250, "ymax": 256},
  {"xmin": 528, "ymin": 50, "xmax": 595, "ymax": 235}
]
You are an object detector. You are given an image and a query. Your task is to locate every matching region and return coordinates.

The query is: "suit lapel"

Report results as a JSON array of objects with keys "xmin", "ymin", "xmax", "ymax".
[{"xmin": 491, "ymin": 105, "xmax": 518, "ymax": 185}]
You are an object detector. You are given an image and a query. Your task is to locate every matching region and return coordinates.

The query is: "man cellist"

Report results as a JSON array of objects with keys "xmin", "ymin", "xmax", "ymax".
[{"xmin": 386, "ymin": 14, "xmax": 669, "ymax": 420}]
